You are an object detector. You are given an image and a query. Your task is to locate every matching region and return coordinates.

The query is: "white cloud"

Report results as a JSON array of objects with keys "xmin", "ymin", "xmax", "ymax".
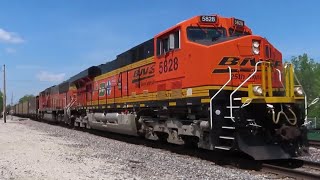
[
  {"xmin": 0, "ymin": 28, "xmax": 24, "ymax": 44},
  {"xmin": 5, "ymin": 48, "xmax": 16, "ymax": 54},
  {"xmin": 36, "ymin": 71, "xmax": 65, "ymax": 82}
]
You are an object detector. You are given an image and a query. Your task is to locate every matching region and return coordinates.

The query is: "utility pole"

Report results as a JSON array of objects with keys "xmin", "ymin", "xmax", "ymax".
[
  {"xmin": 3, "ymin": 64, "xmax": 6, "ymax": 123},
  {"xmin": 11, "ymin": 92, "xmax": 13, "ymax": 120}
]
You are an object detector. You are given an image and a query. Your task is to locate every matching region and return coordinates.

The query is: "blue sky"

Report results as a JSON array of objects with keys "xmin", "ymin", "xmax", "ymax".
[{"xmin": 0, "ymin": 0, "xmax": 319, "ymax": 103}]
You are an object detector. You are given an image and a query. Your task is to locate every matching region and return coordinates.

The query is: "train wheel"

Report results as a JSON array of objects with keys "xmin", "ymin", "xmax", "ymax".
[
  {"xmin": 155, "ymin": 132, "xmax": 168, "ymax": 143},
  {"xmin": 68, "ymin": 117, "xmax": 75, "ymax": 129},
  {"xmin": 182, "ymin": 136, "xmax": 199, "ymax": 148}
]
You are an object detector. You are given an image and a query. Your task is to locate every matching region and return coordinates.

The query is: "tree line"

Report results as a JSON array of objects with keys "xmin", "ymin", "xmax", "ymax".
[{"xmin": 291, "ymin": 54, "xmax": 320, "ymax": 118}]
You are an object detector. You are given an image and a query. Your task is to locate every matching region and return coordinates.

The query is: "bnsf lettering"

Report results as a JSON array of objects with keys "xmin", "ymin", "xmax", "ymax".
[
  {"xmin": 219, "ymin": 57, "xmax": 255, "ymax": 66},
  {"xmin": 218, "ymin": 57, "xmax": 280, "ymax": 67},
  {"xmin": 132, "ymin": 65, "xmax": 155, "ymax": 83},
  {"xmin": 213, "ymin": 57, "xmax": 281, "ymax": 74},
  {"xmin": 218, "ymin": 57, "xmax": 240, "ymax": 65},
  {"xmin": 240, "ymin": 58, "xmax": 256, "ymax": 66},
  {"xmin": 133, "ymin": 65, "xmax": 155, "ymax": 78}
]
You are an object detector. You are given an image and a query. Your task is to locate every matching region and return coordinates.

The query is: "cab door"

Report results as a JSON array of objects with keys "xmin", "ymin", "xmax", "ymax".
[{"xmin": 155, "ymin": 28, "xmax": 185, "ymax": 93}]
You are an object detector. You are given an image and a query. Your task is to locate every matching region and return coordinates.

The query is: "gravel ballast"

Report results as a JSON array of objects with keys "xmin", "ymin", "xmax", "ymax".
[
  {"xmin": 0, "ymin": 116, "xmax": 300, "ymax": 179},
  {"xmin": 299, "ymin": 147, "xmax": 320, "ymax": 163}
]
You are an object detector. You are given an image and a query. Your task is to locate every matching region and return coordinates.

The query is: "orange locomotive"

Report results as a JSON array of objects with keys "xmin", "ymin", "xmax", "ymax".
[{"xmin": 22, "ymin": 14, "xmax": 313, "ymax": 160}]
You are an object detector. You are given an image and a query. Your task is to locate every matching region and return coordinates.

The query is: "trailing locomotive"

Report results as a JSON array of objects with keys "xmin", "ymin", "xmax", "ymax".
[{"xmin": 14, "ymin": 15, "xmax": 315, "ymax": 160}]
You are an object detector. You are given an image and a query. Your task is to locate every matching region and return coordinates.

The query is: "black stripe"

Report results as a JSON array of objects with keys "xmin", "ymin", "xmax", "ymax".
[
  {"xmin": 213, "ymin": 68, "xmax": 262, "ymax": 73},
  {"xmin": 132, "ymin": 75, "xmax": 155, "ymax": 83},
  {"xmin": 212, "ymin": 68, "xmax": 238, "ymax": 74},
  {"xmin": 239, "ymin": 68, "xmax": 252, "ymax": 72}
]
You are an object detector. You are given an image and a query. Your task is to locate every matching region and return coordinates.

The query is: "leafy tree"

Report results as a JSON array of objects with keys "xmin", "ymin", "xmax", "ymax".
[
  {"xmin": 19, "ymin": 94, "xmax": 35, "ymax": 103},
  {"xmin": 290, "ymin": 53, "xmax": 320, "ymax": 118}
]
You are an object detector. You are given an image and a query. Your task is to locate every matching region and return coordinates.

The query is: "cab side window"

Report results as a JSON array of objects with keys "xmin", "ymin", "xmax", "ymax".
[{"xmin": 157, "ymin": 30, "xmax": 180, "ymax": 56}]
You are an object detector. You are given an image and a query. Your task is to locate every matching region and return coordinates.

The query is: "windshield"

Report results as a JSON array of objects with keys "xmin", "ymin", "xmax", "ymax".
[
  {"xmin": 187, "ymin": 27, "xmax": 226, "ymax": 46},
  {"xmin": 229, "ymin": 28, "xmax": 251, "ymax": 37}
]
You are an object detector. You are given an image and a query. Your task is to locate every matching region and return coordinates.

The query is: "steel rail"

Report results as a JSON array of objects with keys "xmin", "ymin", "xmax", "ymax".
[
  {"xmin": 303, "ymin": 160, "xmax": 320, "ymax": 169},
  {"xmin": 309, "ymin": 140, "xmax": 320, "ymax": 148},
  {"xmin": 262, "ymin": 161, "xmax": 320, "ymax": 180}
]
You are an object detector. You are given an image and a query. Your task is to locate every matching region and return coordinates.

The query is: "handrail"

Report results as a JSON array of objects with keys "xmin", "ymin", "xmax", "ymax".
[
  {"xmin": 65, "ymin": 98, "xmax": 76, "ymax": 116},
  {"xmin": 210, "ymin": 66, "xmax": 232, "ymax": 129},
  {"xmin": 292, "ymin": 69, "xmax": 308, "ymax": 123},
  {"xmin": 65, "ymin": 98, "xmax": 75, "ymax": 109},
  {"xmin": 275, "ymin": 68, "xmax": 285, "ymax": 90},
  {"xmin": 229, "ymin": 61, "xmax": 263, "ymax": 121}
]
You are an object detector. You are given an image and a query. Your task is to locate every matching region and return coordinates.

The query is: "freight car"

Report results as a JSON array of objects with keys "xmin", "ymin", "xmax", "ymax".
[
  {"xmin": 14, "ymin": 14, "xmax": 319, "ymax": 160},
  {"xmin": 14, "ymin": 96, "xmax": 38, "ymax": 119}
]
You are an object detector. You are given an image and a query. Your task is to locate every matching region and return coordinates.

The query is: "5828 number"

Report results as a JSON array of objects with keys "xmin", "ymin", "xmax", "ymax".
[
  {"xmin": 159, "ymin": 57, "xmax": 178, "ymax": 74},
  {"xmin": 200, "ymin": 16, "xmax": 217, "ymax": 23}
]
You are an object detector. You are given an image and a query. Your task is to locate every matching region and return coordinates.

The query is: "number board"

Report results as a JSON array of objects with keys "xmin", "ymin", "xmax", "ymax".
[
  {"xmin": 159, "ymin": 57, "xmax": 179, "ymax": 74},
  {"xmin": 233, "ymin": 18, "xmax": 245, "ymax": 27},
  {"xmin": 200, "ymin": 16, "xmax": 217, "ymax": 23}
]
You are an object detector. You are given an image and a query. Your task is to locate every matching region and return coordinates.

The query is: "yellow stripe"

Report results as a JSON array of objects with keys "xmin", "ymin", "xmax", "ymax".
[
  {"xmin": 201, "ymin": 99, "xmax": 210, "ymax": 103},
  {"xmin": 95, "ymin": 57, "xmax": 154, "ymax": 81},
  {"xmin": 81, "ymin": 85, "xmax": 250, "ymax": 107},
  {"xmin": 169, "ymin": 102, "xmax": 176, "ymax": 106},
  {"xmin": 242, "ymin": 97, "xmax": 304, "ymax": 104}
]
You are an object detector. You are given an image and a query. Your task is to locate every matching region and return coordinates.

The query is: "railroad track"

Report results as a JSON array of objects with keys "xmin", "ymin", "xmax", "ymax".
[
  {"xmin": 25, "ymin": 117, "xmax": 320, "ymax": 179},
  {"xmin": 262, "ymin": 160, "xmax": 320, "ymax": 180},
  {"xmin": 86, "ymin": 124, "xmax": 320, "ymax": 179},
  {"xmin": 309, "ymin": 140, "xmax": 320, "ymax": 148}
]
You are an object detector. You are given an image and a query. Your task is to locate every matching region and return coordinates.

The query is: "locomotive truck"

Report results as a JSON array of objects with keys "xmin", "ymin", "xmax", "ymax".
[{"xmin": 14, "ymin": 14, "xmax": 315, "ymax": 160}]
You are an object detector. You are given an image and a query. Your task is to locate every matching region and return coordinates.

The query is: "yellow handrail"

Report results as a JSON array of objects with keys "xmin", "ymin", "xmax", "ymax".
[{"xmin": 267, "ymin": 62, "xmax": 273, "ymax": 96}]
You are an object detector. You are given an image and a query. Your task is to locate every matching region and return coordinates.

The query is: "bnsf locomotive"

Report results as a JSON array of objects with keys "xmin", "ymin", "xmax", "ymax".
[{"xmin": 14, "ymin": 15, "xmax": 312, "ymax": 160}]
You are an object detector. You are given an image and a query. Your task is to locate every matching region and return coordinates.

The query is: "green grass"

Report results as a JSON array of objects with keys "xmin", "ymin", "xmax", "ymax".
[{"xmin": 308, "ymin": 130, "xmax": 320, "ymax": 141}]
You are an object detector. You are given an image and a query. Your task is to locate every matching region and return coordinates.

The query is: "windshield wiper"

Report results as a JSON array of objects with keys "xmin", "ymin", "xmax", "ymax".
[{"xmin": 196, "ymin": 23, "xmax": 207, "ymax": 34}]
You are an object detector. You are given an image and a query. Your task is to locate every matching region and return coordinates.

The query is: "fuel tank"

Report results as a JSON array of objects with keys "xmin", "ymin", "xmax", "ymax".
[{"xmin": 88, "ymin": 113, "xmax": 138, "ymax": 136}]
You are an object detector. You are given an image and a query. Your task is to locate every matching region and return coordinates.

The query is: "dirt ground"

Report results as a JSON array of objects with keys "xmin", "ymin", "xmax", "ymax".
[
  {"xmin": 0, "ymin": 117, "xmax": 137, "ymax": 180},
  {"xmin": 0, "ymin": 116, "xmax": 268, "ymax": 180}
]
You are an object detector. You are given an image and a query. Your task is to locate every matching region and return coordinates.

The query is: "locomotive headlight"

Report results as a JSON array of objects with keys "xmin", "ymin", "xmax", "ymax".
[
  {"xmin": 294, "ymin": 86, "xmax": 304, "ymax": 96},
  {"xmin": 253, "ymin": 41, "xmax": 260, "ymax": 48},
  {"xmin": 253, "ymin": 48, "xmax": 260, "ymax": 55},
  {"xmin": 252, "ymin": 40, "xmax": 260, "ymax": 55},
  {"xmin": 253, "ymin": 85, "xmax": 263, "ymax": 96}
]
